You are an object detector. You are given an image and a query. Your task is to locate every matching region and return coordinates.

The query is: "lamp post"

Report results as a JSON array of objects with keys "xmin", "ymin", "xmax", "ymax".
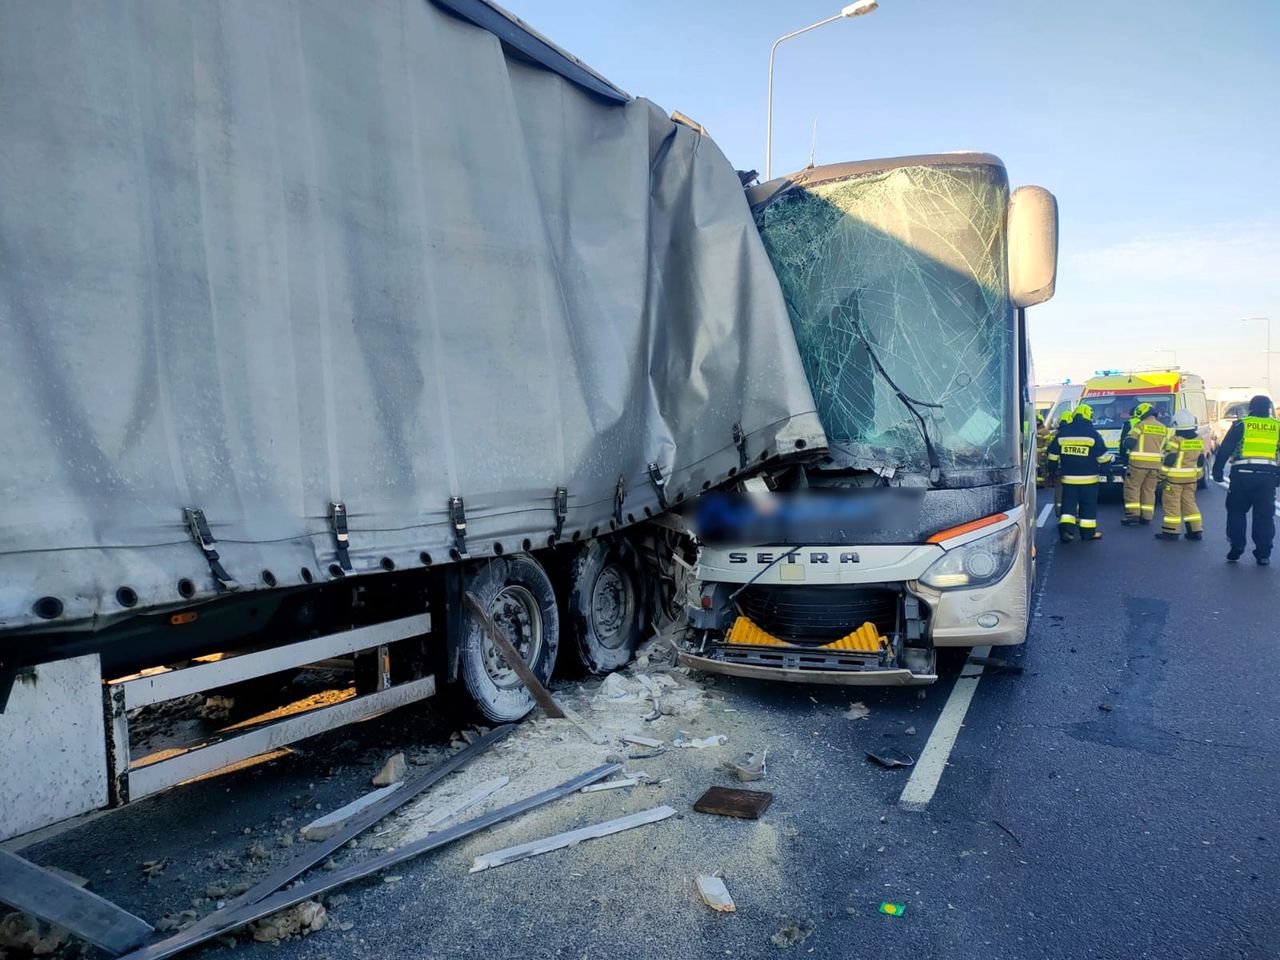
[
  {"xmin": 765, "ymin": 1, "xmax": 878, "ymax": 181},
  {"xmin": 1240, "ymin": 316, "xmax": 1272, "ymax": 391}
]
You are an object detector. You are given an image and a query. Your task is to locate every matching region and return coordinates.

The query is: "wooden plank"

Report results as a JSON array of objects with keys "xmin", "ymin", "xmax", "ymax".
[
  {"xmin": 464, "ymin": 591, "xmax": 565, "ymax": 718},
  {"xmin": 0, "ymin": 850, "xmax": 153, "ymax": 953},
  {"xmin": 114, "ymin": 762, "xmax": 622, "ymax": 960},
  {"xmin": 693, "ymin": 786, "xmax": 774, "ymax": 820},
  {"xmin": 469, "ymin": 804, "xmax": 676, "ymax": 873}
]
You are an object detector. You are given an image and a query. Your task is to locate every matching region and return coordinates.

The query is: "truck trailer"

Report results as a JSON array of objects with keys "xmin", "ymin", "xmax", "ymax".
[{"xmin": 0, "ymin": 0, "xmax": 825, "ymax": 840}]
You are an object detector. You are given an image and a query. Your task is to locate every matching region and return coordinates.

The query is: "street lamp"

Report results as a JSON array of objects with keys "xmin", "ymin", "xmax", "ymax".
[
  {"xmin": 1240, "ymin": 316, "xmax": 1272, "ymax": 391},
  {"xmin": 765, "ymin": 1, "xmax": 878, "ymax": 181}
]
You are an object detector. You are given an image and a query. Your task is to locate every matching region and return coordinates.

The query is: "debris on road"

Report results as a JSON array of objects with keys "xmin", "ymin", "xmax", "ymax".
[
  {"xmin": 904, "ymin": 726, "xmax": 917, "ymax": 736},
  {"xmin": 403, "ymin": 777, "xmax": 510, "ymax": 832},
  {"xmin": 879, "ymin": 902, "xmax": 906, "ymax": 917},
  {"xmin": 865, "ymin": 747, "xmax": 914, "ymax": 769},
  {"xmin": 696, "ymin": 873, "xmax": 736, "ymax": 913},
  {"xmin": 580, "ymin": 777, "xmax": 639, "ymax": 793},
  {"xmin": 372, "ymin": 753, "xmax": 407, "ymax": 787},
  {"xmin": 724, "ymin": 749, "xmax": 768, "ymax": 782},
  {"xmin": 300, "ymin": 783, "xmax": 404, "ymax": 841},
  {"xmin": 769, "ymin": 917, "xmax": 814, "ymax": 948},
  {"xmin": 673, "ymin": 731, "xmax": 727, "ymax": 749},
  {"xmin": 992, "ymin": 818, "xmax": 1023, "ymax": 845},
  {"xmin": 468, "ymin": 804, "xmax": 676, "ymax": 874},
  {"xmin": 843, "ymin": 701, "xmax": 870, "ymax": 720},
  {"xmin": 249, "ymin": 900, "xmax": 326, "ymax": 944},
  {"xmin": 141, "ymin": 860, "xmax": 167, "ymax": 878},
  {"xmin": 622, "ymin": 734, "xmax": 664, "ymax": 749},
  {"xmin": 693, "ymin": 786, "xmax": 773, "ymax": 820}
]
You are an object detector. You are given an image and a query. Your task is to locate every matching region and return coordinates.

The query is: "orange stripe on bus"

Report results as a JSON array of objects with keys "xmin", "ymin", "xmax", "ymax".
[{"xmin": 926, "ymin": 512, "xmax": 1009, "ymax": 544}]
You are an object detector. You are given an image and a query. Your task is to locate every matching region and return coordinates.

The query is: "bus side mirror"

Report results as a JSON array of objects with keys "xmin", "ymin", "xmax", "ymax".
[{"xmin": 1008, "ymin": 185, "xmax": 1058, "ymax": 308}]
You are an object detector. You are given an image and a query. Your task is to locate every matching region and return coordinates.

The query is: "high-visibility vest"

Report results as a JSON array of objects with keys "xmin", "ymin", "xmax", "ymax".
[
  {"xmin": 1163, "ymin": 435, "xmax": 1204, "ymax": 481},
  {"xmin": 1129, "ymin": 419, "xmax": 1168, "ymax": 464},
  {"xmin": 1236, "ymin": 416, "xmax": 1280, "ymax": 464}
]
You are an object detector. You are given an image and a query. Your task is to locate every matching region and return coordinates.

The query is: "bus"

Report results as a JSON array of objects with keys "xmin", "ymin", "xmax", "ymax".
[{"xmin": 680, "ymin": 153, "xmax": 1057, "ymax": 684}]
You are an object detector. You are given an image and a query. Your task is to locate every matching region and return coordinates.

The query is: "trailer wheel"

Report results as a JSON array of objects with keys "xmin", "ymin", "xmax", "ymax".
[
  {"xmin": 567, "ymin": 540, "xmax": 643, "ymax": 675},
  {"xmin": 457, "ymin": 556, "xmax": 559, "ymax": 724}
]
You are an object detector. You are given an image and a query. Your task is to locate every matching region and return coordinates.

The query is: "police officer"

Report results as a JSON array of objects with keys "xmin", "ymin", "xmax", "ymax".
[
  {"xmin": 1212, "ymin": 394, "xmax": 1280, "ymax": 564},
  {"xmin": 1120, "ymin": 402, "xmax": 1166, "ymax": 525},
  {"xmin": 1155, "ymin": 410, "xmax": 1205, "ymax": 541},
  {"xmin": 1047, "ymin": 403, "xmax": 1114, "ymax": 542}
]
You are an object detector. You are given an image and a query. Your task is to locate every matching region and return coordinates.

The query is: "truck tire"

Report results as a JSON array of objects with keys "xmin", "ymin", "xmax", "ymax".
[
  {"xmin": 566, "ymin": 540, "xmax": 643, "ymax": 675},
  {"xmin": 457, "ymin": 556, "xmax": 560, "ymax": 724}
]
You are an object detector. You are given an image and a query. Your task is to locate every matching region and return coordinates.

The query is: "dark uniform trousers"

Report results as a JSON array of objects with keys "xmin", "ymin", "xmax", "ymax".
[
  {"xmin": 1058, "ymin": 482, "xmax": 1100, "ymax": 540},
  {"xmin": 1226, "ymin": 471, "xmax": 1277, "ymax": 559}
]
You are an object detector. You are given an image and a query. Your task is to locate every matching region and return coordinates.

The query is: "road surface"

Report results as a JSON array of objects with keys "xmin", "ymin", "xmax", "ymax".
[{"xmin": 8, "ymin": 485, "xmax": 1277, "ymax": 960}]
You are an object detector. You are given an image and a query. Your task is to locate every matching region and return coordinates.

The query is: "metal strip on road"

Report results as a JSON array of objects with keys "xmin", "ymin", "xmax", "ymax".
[{"xmin": 898, "ymin": 644, "xmax": 991, "ymax": 810}]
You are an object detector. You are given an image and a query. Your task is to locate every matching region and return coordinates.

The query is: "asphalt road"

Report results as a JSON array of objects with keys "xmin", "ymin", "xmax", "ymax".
[{"xmin": 10, "ymin": 483, "xmax": 1278, "ymax": 960}]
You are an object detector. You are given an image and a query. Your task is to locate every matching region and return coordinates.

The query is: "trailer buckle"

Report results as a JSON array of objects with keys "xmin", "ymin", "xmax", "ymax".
[
  {"xmin": 551, "ymin": 487, "xmax": 568, "ymax": 544},
  {"xmin": 614, "ymin": 475, "xmax": 627, "ymax": 528},
  {"xmin": 449, "ymin": 496, "xmax": 468, "ymax": 558},
  {"xmin": 184, "ymin": 507, "xmax": 236, "ymax": 590},
  {"xmin": 329, "ymin": 501, "xmax": 352, "ymax": 571},
  {"xmin": 733, "ymin": 422, "xmax": 748, "ymax": 471},
  {"xmin": 646, "ymin": 461, "xmax": 669, "ymax": 512}
]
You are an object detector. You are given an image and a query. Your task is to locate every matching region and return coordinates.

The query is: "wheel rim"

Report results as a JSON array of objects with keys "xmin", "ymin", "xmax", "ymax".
[
  {"xmin": 480, "ymin": 584, "xmax": 544, "ymax": 689},
  {"xmin": 590, "ymin": 563, "xmax": 635, "ymax": 651}
]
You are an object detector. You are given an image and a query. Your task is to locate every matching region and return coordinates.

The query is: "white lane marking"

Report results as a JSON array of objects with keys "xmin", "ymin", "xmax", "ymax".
[
  {"xmin": 1036, "ymin": 503, "xmax": 1053, "ymax": 528},
  {"xmin": 899, "ymin": 644, "xmax": 991, "ymax": 810}
]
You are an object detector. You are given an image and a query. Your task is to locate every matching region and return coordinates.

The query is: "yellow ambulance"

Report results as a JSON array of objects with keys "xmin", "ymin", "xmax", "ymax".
[{"xmin": 1079, "ymin": 370, "xmax": 1211, "ymax": 487}]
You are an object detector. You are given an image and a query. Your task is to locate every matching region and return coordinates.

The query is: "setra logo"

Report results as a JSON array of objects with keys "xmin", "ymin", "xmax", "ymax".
[{"xmin": 728, "ymin": 550, "xmax": 860, "ymax": 564}]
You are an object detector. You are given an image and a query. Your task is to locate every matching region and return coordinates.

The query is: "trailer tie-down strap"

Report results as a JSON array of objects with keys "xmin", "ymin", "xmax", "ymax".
[
  {"xmin": 552, "ymin": 486, "xmax": 568, "ymax": 543},
  {"xmin": 646, "ymin": 462, "xmax": 669, "ymax": 511},
  {"xmin": 329, "ymin": 501, "xmax": 352, "ymax": 571},
  {"xmin": 449, "ymin": 496, "xmax": 468, "ymax": 558},
  {"xmin": 183, "ymin": 508, "xmax": 236, "ymax": 590},
  {"xmin": 733, "ymin": 422, "xmax": 748, "ymax": 471},
  {"xmin": 614, "ymin": 475, "xmax": 626, "ymax": 527}
]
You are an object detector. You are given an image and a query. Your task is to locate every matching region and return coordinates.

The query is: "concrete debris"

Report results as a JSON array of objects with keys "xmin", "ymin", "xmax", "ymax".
[
  {"xmin": 372, "ymin": 753, "xmax": 407, "ymax": 787},
  {"xmin": 843, "ymin": 702, "xmax": 870, "ymax": 721},
  {"xmin": 246, "ymin": 843, "xmax": 269, "ymax": 860},
  {"xmin": 696, "ymin": 874, "xmax": 736, "ymax": 913},
  {"xmin": 300, "ymin": 783, "xmax": 405, "ymax": 841},
  {"xmin": 770, "ymin": 917, "xmax": 814, "ymax": 948},
  {"xmin": 904, "ymin": 726, "xmax": 917, "ymax": 736},
  {"xmin": 403, "ymin": 776, "xmax": 510, "ymax": 832},
  {"xmin": 197, "ymin": 695, "xmax": 235, "ymax": 721},
  {"xmin": 141, "ymin": 860, "xmax": 167, "ymax": 878},
  {"xmin": 673, "ymin": 731, "xmax": 726, "ymax": 749},
  {"xmin": 205, "ymin": 884, "xmax": 227, "ymax": 900},
  {"xmin": 0, "ymin": 911, "xmax": 70, "ymax": 955},
  {"xmin": 724, "ymin": 749, "xmax": 767, "ymax": 782},
  {"xmin": 249, "ymin": 900, "xmax": 327, "ymax": 944}
]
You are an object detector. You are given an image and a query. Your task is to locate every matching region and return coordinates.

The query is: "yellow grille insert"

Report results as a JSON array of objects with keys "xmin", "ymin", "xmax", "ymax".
[{"xmin": 724, "ymin": 615, "xmax": 886, "ymax": 653}]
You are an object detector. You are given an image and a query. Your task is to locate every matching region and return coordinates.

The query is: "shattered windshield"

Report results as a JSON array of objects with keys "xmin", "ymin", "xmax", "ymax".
[{"xmin": 754, "ymin": 162, "xmax": 1015, "ymax": 480}]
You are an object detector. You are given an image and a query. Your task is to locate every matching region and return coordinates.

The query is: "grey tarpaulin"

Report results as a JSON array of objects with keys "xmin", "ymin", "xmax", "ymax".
[{"xmin": 0, "ymin": 0, "xmax": 824, "ymax": 639}]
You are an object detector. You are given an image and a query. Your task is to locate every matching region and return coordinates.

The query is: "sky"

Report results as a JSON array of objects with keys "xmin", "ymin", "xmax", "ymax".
[{"xmin": 500, "ymin": 0, "xmax": 1280, "ymax": 391}]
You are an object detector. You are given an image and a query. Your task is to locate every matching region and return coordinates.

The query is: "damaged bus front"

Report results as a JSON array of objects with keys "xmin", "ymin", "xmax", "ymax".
[{"xmin": 681, "ymin": 154, "xmax": 1058, "ymax": 684}]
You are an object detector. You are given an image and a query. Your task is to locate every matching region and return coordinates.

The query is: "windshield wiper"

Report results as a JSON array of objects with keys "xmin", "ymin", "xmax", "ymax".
[{"xmin": 848, "ymin": 313, "xmax": 946, "ymax": 486}]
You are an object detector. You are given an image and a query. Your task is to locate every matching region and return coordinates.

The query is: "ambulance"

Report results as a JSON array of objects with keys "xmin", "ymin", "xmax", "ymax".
[{"xmin": 1079, "ymin": 370, "xmax": 1211, "ymax": 486}]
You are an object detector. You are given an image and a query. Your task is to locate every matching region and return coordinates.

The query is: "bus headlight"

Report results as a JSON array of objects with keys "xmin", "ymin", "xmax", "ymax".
[{"xmin": 919, "ymin": 524, "xmax": 1020, "ymax": 590}]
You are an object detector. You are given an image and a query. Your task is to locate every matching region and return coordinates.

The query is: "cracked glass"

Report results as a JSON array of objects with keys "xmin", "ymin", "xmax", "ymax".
[{"xmin": 754, "ymin": 161, "xmax": 1015, "ymax": 482}]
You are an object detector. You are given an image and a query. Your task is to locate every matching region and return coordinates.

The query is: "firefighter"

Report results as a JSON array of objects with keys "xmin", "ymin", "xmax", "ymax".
[
  {"xmin": 1155, "ymin": 410, "xmax": 1205, "ymax": 541},
  {"xmin": 1212, "ymin": 394, "xmax": 1280, "ymax": 564},
  {"xmin": 1120, "ymin": 402, "xmax": 1167, "ymax": 525},
  {"xmin": 1047, "ymin": 408, "xmax": 1074, "ymax": 516},
  {"xmin": 1047, "ymin": 403, "xmax": 1113, "ymax": 542},
  {"xmin": 1035, "ymin": 413, "xmax": 1052, "ymax": 486}
]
